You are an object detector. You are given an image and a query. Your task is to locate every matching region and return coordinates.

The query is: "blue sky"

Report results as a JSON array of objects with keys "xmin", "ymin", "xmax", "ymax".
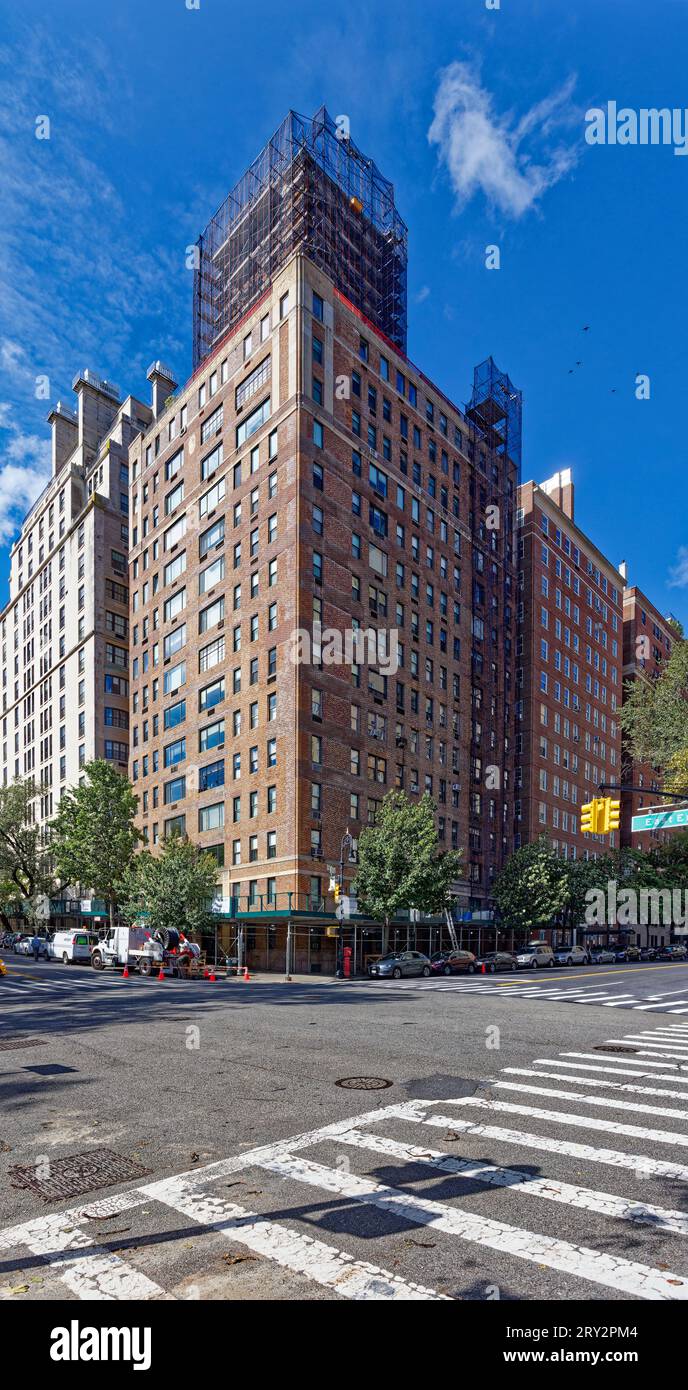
[{"xmin": 1, "ymin": 0, "xmax": 687, "ymax": 622}]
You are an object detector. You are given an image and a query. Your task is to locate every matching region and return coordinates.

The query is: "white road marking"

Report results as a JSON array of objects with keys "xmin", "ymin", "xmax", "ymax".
[
  {"xmin": 262, "ymin": 1154, "xmax": 688, "ymax": 1300},
  {"xmin": 532, "ymin": 1057, "xmax": 688, "ymax": 1083},
  {"xmin": 493, "ymin": 1079, "xmax": 688, "ymax": 1123},
  {"xmin": 561, "ymin": 1052, "xmax": 683, "ymax": 1070},
  {"xmin": 503, "ymin": 1066, "xmax": 688, "ymax": 1104},
  {"xmin": 147, "ymin": 1175, "xmax": 447, "ymax": 1300},
  {"xmin": 444, "ymin": 1096, "xmax": 688, "ymax": 1148},
  {"xmin": 611, "ymin": 1036, "xmax": 688, "ymax": 1052},
  {"xmin": 335, "ymin": 1127, "xmax": 688, "ymax": 1237},
  {"xmin": 419, "ymin": 1112, "xmax": 688, "ymax": 1182},
  {"xmin": 10, "ymin": 1215, "xmax": 162, "ymax": 1300}
]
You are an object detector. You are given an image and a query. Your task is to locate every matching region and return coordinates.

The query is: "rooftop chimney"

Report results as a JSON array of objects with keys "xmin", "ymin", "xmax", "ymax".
[
  {"xmin": 147, "ymin": 360, "xmax": 177, "ymax": 419},
  {"xmin": 539, "ymin": 468, "xmax": 574, "ymax": 520},
  {"xmin": 619, "ymin": 560, "xmax": 628, "ymax": 583},
  {"xmin": 71, "ymin": 370, "xmax": 121, "ymax": 460}
]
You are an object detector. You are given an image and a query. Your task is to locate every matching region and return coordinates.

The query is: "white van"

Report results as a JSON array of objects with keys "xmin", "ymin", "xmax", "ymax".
[
  {"xmin": 514, "ymin": 941, "xmax": 555, "ymax": 970},
  {"xmin": 48, "ymin": 930, "xmax": 98, "ymax": 964}
]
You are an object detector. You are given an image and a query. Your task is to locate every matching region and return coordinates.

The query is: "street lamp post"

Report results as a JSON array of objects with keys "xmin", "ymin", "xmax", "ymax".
[{"xmin": 337, "ymin": 829, "xmax": 353, "ymax": 979}]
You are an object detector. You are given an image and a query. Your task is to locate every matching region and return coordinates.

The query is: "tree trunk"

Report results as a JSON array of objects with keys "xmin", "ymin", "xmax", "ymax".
[
  {"xmin": 109, "ymin": 898, "xmax": 115, "ymax": 934},
  {"xmin": 381, "ymin": 916, "xmax": 390, "ymax": 955}
]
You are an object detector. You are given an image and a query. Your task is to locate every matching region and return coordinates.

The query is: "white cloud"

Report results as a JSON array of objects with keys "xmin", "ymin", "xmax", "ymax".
[
  {"xmin": 0, "ymin": 441, "xmax": 51, "ymax": 545},
  {"xmin": 414, "ymin": 285, "xmax": 431, "ymax": 304},
  {"xmin": 668, "ymin": 547, "xmax": 688, "ymax": 588},
  {"xmin": 428, "ymin": 61, "xmax": 579, "ymax": 218}
]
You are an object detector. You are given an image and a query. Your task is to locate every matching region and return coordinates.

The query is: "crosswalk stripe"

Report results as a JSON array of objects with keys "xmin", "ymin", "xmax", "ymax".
[
  {"xmin": 493, "ymin": 1079, "xmax": 688, "ymax": 1122},
  {"xmin": 533, "ymin": 1057, "xmax": 688, "ymax": 1082},
  {"xmin": 562, "ymin": 1051, "xmax": 684, "ymax": 1070},
  {"xmin": 445, "ymin": 1096, "xmax": 688, "ymax": 1147},
  {"xmin": 419, "ymin": 1112, "xmax": 688, "ymax": 1182},
  {"xmin": 20, "ymin": 1220, "xmax": 162, "ymax": 1300},
  {"xmin": 334, "ymin": 1127, "xmax": 688, "ymax": 1237},
  {"xmin": 611, "ymin": 1037, "xmax": 688, "ymax": 1052},
  {"xmin": 503, "ymin": 1066, "xmax": 688, "ymax": 1104},
  {"xmin": 147, "ymin": 1176, "xmax": 446, "ymax": 1301},
  {"xmin": 261, "ymin": 1154, "xmax": 688, "ymax": 1300}
]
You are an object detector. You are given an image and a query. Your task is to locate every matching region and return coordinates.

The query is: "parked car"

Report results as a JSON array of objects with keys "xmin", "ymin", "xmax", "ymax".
[
  {"xmin": 368, "ymin": 950, "xmax": 432, "ymax": 979},
  {"xmin": 514, "ymin": 942, "xmax": 555, "ymax": 970},
  {"xmin": 16, "ymin": 935, "xmax": 49, "ymax": 957},
  {"xmin": 47, "ymin": 930, "xmax": 98, "ymax": 965},
  {"xmin": 639, "ymin": 946, "xmax": 657, "ymax": 961},
  {"xmin": 429, "ymin": 949, "xmax": 477, "ymax": 976},
  {"xmin": 13, "ymin": 934, "xmax": 32, "ymax": 955},
  {"xmin": 472, "ymin": 950, "xmax": 517, "ymax": 974},
  {"xmin": 553, "ymin": 943, "xmax": 590, "ymax": 967},
  {"xmin": 625, "ymin": 944, "xmax": 642, "ymax": 961},
  {"xmin": 658, "ymin": 943, "xmax": 688, "ymax": 961},
  {"xmin": 589, "ymin": 947, "xmax": 616, "ymax": 964}
]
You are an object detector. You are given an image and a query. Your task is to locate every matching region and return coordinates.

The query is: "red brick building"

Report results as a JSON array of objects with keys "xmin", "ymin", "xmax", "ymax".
[{"xmin": 516, "ymin": 470, "xmax": 625, "ymax": 861}]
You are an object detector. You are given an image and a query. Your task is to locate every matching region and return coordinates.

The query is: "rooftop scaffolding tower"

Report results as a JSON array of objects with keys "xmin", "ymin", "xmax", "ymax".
[
  {"xmin": 193, "ymin": 106, "xmax": 409, "ymax": 369},
  {"xmin": 466, "ymin": 356, "xmax": 523, "ymax": 479}
]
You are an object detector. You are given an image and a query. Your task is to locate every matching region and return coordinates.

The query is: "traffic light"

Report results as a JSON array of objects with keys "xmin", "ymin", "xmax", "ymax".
[
  {"xmin": 607, "ymin": 798, "xmax": 621, "ymax": 832},
  {"xmin": 581, "ymin": 797, "xmax": 600, "ymax": 834},
  {"xmin": 582, "ymin": 796, "xmax": 622, "ymax": 835},
  {"xmin": 333, "ymin": 883, "xmax": 340, "ymax": 903}
]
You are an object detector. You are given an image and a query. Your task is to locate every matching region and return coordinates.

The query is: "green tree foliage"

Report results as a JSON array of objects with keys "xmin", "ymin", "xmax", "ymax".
[
  {"xmin": 353, "ymin": 791, "xmax": 462, "ymax": 951},
  {"xmin": 0, "ymin": 778, "xmax": 55, "ymax": 930},
  {"xmin": 50, "ymin": 760, "xmax": 139, "ymax": 929},
  {"xmin": 619, "ymin": 638, "xmax": 688, "ymax": 772},
  {"xmin": 121, "ymin": 835, "xmax": 219, "ymax": 938},
  {"xmin": 492, "ymin": 836, "xmax": 569, "ymax": 932}
]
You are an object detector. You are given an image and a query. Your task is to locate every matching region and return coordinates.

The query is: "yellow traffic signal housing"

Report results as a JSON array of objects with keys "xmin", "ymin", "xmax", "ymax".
[
  {"xmin": 333, "ymin": 884, "xmax": 340, "ymax": 903},
  {"xmin": 607, "ymin": 798, "xmax": 621, "ymax": 832},
  {"xmin": 582, "ymin": 796, "xmax": 622, "ymax": 835},
  {"xmin": 580, "ymin": 797, "xmax": 600, "ymax": 834}
]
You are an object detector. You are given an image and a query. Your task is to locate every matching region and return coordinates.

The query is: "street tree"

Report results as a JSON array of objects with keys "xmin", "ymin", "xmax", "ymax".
[
  {"xmin": 121, "ymin": 834, "xmax": 218, "ymax": 938},
  {"xmin": 492, "ymin": 836, "xmax": 568, "ymax": 933},
  {"xmin": 619, "ymin": 637, "xmax": 688, "ymax": 773},
  {"xmin": 0, "ymin": 778, "xmax": 55, "ymax": 930},
  {"xmin": 50, "ymin": 760, "xmax": 139, "ymax": 931},
  {"xmin": 352, "ymin": 791, "xmax": 462, "ymax": 953}
]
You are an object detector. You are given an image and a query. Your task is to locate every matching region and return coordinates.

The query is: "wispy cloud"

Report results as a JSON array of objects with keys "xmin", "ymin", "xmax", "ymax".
[
  {"xmin": 668, "ymin": 547, "xmax": 688, "ymax": 589},
  {"xmin": 413, "ymin": 285, "xmax": 431, "ymax": 304},
  {"xmin": 0, "ymin": 406, "xmax": 50, "ymax": 545},
  {"xmin": 428, "ymin": 60, "xmax": 579, "ymax": 218}
]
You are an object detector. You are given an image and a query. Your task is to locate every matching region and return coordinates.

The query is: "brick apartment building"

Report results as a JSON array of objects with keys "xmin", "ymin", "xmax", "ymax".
[
  {"xmin": 621, "ymin": 582, "xmax": 676, "ymax": 849},
  {"xmin": 127, "ymin": 108, "xmax": 522, "ymax": 971},
  {"xmin": 516, "ymin": 469, "xmax": 625, "ymax": 862},
  {"xmin": 0, "ymin": 370, "xmax": 152, "ymax": 932}
]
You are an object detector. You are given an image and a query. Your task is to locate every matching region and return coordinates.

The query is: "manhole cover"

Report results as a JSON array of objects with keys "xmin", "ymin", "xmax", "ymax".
[
  {"xmin": 594, "ymin": 1045, "xmax": 639, "ymax": 1054},
  {"xmin": 0, "ymin": 1037, "xmax": 47, "ymax": 1052},
  {"xmin": 8, "ymin": 1148, "xmax": 152, "ymax": 1201},
  {"xmin": 335, "ymin": 1076, "xmax": 393, "ymax": 1090}
]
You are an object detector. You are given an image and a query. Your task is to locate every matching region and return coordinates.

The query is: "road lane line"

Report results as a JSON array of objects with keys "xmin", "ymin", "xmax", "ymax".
[
  {"xmin": 532, "ymin": 1057, "xmax": 688, "ymax": 1082},
  {"xmin": 502, "ymin": 1067, "xmax": 688, "ymax": 1104},
  {"xmin": 261, "ymin": 1154, "xmax": 688, "ymax": 1300},
  {"xmin": 493, "ymin": 1080, "xmax": 688, "ymax": 1122},
  {"xmin": 562, "ymin": 1051, "xmax": 684, "ymax": 1070}
]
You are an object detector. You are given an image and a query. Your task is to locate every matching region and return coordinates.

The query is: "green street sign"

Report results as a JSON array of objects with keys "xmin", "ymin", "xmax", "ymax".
[{"xmin": 631, "ymin": 808, "xmax": 688, "ymax": 832}]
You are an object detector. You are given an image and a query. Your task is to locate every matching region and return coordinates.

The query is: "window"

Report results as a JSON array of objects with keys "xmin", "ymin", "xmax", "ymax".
[
  {"xmin": 199, "ymin": 676, "xmax": 225, "ymax": 711},
  {"xmin": 199, "ymin": 555, "xmax": 225, "ymax": 593},
  {"xmin": 199, "ymin": 597, "xmax": 225, "ymax": 633},
  {"xmin": 199, "ymin": 517, "xmax": 225, "ymax": 557},
  {"xmin": 236, "ymin": 356, "xmax": 271, "ymax": 410},
  {"xmin": 199, "ymin": 636, "xmax": 225, "ymax": 672},
  {"xmin": 199, "ymin": 802, "xmax": 224, "ymax": 832},
  {"xmin": 313, "ymin": 419, "xmax": 324, "ymax": 448},
  {"xmin": 200, "ymin": 403, "xmax": 223, "ymax": 444},
  {"xmin": 164, "ymin": 699, "xmax": 186, "ymax": 730},
  {"xmin": 279, "ymin": 291, "xmax": 289, "ymax": 319},
  {"xmin": 164, "ymin": 775, "xmax": 186, "ymax": 804},
  {"xmin": 163, "ymin": 661, "xmax": 185, "ymax": 695},
  {"xmin": 164, "ymin": 515, "xmax": 186, "ymax": 550},
  {"xmin": 199, "ymin": 718, "xmax": 224, "ymax": 751},
  {"xmin": 164, "ymin": 737, "xmax": 186, "ymax": 767},
  {"xmin": 199, "ymin": 476, "xmax": 226, "ymax": 517},
  {"xmin": 164, "ymin": 552, "xmax": 186, "ymax": 586},
  {"xmin": 201, "ymin": 442, "xmax": 223, "ymax": 481},
  {"xmin": 163, "ymin": 624, "xmax": 186, "ymax": 659},
  {"xmin": 199, "ymin": 759, "xmax": 224, "ymax": 791},
  {"xmin": 236, "ymin": 397, "xmax": 271, "ymax": 448},
  {"xmin": 312, "ymin": 290, "xmax": 324, "ymax": 321}
]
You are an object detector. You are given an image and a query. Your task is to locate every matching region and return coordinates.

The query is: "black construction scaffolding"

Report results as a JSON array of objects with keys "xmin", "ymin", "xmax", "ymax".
[{"xmin": 193, "ymin": 106, "xmax": 408, "ymax": 369}]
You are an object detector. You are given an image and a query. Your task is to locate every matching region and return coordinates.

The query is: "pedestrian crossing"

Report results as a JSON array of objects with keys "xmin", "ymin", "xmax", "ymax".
[
  {"xmin": 376, "ymin": 971, "xmax": 688, "ymax": 1014},
  {"xmin": 3, "ymin": 1023, "xmax": 688, "ymax": 1300}
]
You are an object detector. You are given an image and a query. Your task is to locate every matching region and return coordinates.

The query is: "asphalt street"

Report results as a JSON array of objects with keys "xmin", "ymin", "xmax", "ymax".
[{"xmin": 3, "ymin": 952, "xmax": 688, "ymax": 1302}]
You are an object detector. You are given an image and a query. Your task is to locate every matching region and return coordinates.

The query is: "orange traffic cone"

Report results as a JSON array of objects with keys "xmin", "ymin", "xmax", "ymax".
[
  {"xmin": 209, "ymin": 969, "xmax": 216, "ymax": 982},
  {"xmin": 243, "ymin": 965, "xmax": 250, "ymax": 981},
  {"xmin": 122, "ymin": 965, "xmax": 129, "ymax": 979},
  {"xmin": 157, "ymin": 965, "xmax": 165, "ymax": 981},
  {"xmin": 203, "ymin": 966, "xmax": 209, "ymax": 978}
]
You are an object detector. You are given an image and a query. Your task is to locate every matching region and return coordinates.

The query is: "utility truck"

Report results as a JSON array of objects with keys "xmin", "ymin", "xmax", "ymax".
[{"xmin": 90, "ymin": 925, "xmax": 201, "ymax": 977}]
